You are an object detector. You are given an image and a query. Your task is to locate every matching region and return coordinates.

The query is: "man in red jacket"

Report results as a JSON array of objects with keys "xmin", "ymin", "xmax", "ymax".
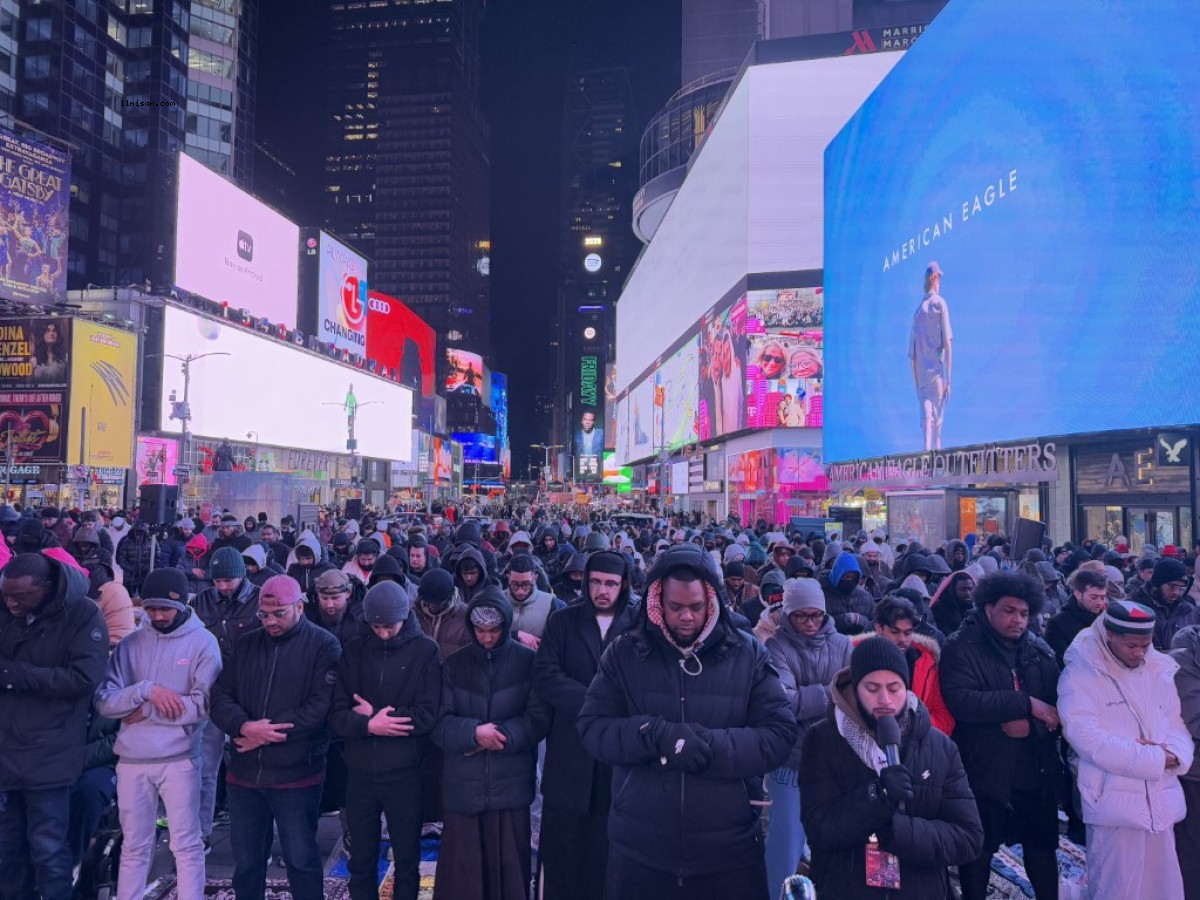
[{"xmin": 863, "ymin": 594, "xmax": 955, "ymax": 735}]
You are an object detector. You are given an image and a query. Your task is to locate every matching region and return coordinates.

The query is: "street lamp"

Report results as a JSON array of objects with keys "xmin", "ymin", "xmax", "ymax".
[
  {"xmin": 151, "ymin": 351, "xmax": 231, "ymax": 481},
  {"xmin": 246, "ymin": 431, "xmax": 260, "ymax": 470},
  {"xmin": 529, "ymin": 443, "xmax": 563, "ymax": 481}
]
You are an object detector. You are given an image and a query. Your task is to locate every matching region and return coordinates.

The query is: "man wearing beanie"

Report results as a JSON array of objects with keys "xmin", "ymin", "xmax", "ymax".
[
  {"xmin": 578, "ymin": 543, "xmax": 795, "ymax": 900},
  {"xmin": 95, "ymin": 568, "xmax": 222, "ymax": 891},
  {"xmin": 534, "ymin": 549, "xmax": 638, "ymax": 900},
  {"xmin": 940, "ymin": 572, "xmax": 1062, "ymax": 900},
  {"xmin": 187, "ymin": 544, "xmax": 261, "ymax": 845},
  {"xmin": 210, "ymin": 575, "xmax": 341, "ymax": 900},
  {"xmin": 1127, "ymin": 556, "xmax": 1199, "ymax": 650},
  {"xmin": 800, "ymin": 636, "xmax": 982, "ymax": 898},
  {"xmin": 505, "ymin": 553, "xmax": 563, "ymax": 651},
  {"xmin": 432, "ymin": 587, "xmax": 550, "ymax": 900},
  {"xmin": 308, "ymin": 568, "xmax": 364, "ymax": 645},
  {"xmin": 723, "ymin": 559, "xmax": 761, "ymax": 623},
  {"xmin": 759, "ymin": 576, "xmax": 852, "ymax": 891},
  {"xmin": 330, "ymin": 582, "xmax": 441, "ymax": 900},
  {"xmin": 209, "ymin": 513, "xmax": 252, "ymax": 555},
  {"xmin": 1060, "ymin": 601, "xmax": 1192, "ymax": 899}
]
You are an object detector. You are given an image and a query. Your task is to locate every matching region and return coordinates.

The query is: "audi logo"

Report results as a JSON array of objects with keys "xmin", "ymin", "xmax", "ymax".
[{"xmin": 368, "ymin": 297, "xmax": 391, "ymax": 314}]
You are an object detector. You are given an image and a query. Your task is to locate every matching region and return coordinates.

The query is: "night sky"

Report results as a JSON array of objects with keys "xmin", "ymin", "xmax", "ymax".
[{"xmin": 257, "ymin": 0, "xmax": 681, "ymax": 476}]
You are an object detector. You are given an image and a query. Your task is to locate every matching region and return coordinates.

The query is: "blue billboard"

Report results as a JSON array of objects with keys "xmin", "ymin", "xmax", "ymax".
[{"xmin": 823, "ymin": 0, "xmax": 1200, "ymax": 462}]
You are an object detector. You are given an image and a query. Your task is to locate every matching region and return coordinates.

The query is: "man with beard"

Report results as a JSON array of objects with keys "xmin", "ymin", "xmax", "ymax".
[
  {"xmin": 190, "ymin": 546, "xmax": 261, "ymax": 846},
  {"xmin": 535, "ymin": 550, "xmax": 639, "ymax": 900},
  {"xmin": 940, "ymin": 572, "xmax": 1062, "ymax": 900},
  {"xmin": 330, "ymin": 532, "xmax": 356, "ymax": 569},
  {"xmin": 930, "ymin": 567, "xmax": 979, "ymax": 637},
  {"xmin": 258, "ymin": 524, "xmax": 290, "ymax": 569},
  {"xmin": 311, "ymin": 569, "xmax": 364, "ymax": 646},
  {"xmin": 453, "ymin": 546, "xmax": 493, "ymax": 604},
  {"xmin": 342, "ymin": 537, "xmax": 380, "ymax": 583},
  {"xmin": 800, "ymin": 637, "xmax": 982, "ymax": 898},
  {"xmin": 578, "ymin": 544, "xmax": 795, "ymax": 900},
  {"xmin": 947, "ymin": 539, "xmax": 970, "ymax": 571},
  {"xmin": 209, "ymin": 514, "xmax": 251, "ymax": 555},
  {"xmin": 860, "ymin": 543, "xmax": 894, "ymax": 600},
  {"xmin": 1128, "ymin": 557, "xmax": 1200, "ymax": 650},
  {"xmin": 95, "ymin": 568, "xmax": 222, "ymax": 886},
  {"xmin": 506, "ymin": 554, "xmax": 563, "ymax": 650}
]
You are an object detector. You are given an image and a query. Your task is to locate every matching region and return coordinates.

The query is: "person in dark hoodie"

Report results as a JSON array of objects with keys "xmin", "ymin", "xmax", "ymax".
[
  {"xmin": 431, "ymin": 587, "xmax": 551, "ymax": 900},
  {"xmin": 820, "ymin": 552, "xmax": 876, "ymax": 634},
  {"xmin": 723, "ymin": 559, "xmax": 761, "ymax": 623},
  {"xmin": 453, "ymin": 545, "xmax": 495, "ymax": 605},
  {"xmin": 0, "ymin": 551, "xmax": 108, "ymax": 900},
  {"xmin": 1045, "ymin": 567, "xmax": 1108, "ymax": 668},
  {"xmin": 241, "ymin": 544, "xmax": 285, "ymax": 589},
  {"xmin": 116, "ymin": 520, "xmax": 156, "ymax": 598},
  {"xmin": 550, "ymin": 551, "xmax": 586, "ymax": 604},
  {"xmin": 287, "ymin": 530, "xmax": 335, "ymax": 599},
  {"xmin": 577, "ymin": 543, "xmax": 796, "ymax": 900},
  {"xmin": 330, "ymin": 532, "xmax": 356, "ymax": 569},
  {"xmin": 330, "ymin": 582, "xmax": 441, "ymax": 900},
  {"xmin": 156, "ymin": 517, "xmax": 195, "ymax": 570},
  {"xmin": 1128, "ymin": 557, "xmax": 1200, "ymax": 651},
  {"xmin": 209, "ymin": 513, "xmax": 252, "ymax": 555},
  {"xmin": 13, "ymin": 516, "xmax": 58, "ymax": 554},
  {"xmin": 535, "ymin": 550, "xmax": 639, "ymax": 900},
  {"xmin": 930, "ymin": 567, "xmax": 978, "ymax": 638},
  {"xmin": 800, "ymin": 637, "xmax": 983, "ymax": 899},
  {"xmin": 947, "ymin": 538, "xmax": 970, "ymax": 571}
]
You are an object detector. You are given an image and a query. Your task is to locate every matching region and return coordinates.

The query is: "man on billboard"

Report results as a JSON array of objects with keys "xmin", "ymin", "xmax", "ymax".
[
  {"xmin": 909, "ymin": 261, "xmax": 953, "ymax": 451},
  {"xmin": 575, "ymin": 411, "xmax": 603, "ymax": 458}
]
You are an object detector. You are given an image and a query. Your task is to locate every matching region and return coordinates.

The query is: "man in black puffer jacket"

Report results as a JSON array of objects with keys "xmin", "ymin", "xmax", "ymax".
[
  {"xmin": 115, "ymin": 521, "xmax": 156, "ymax": 597},
  {"xmin": 577, "ymin": 543, "xmax": 796, "ymax": 900},
  {"xmin": 801, "ymin": 637, "xmax": 982, "ymax": 899},
  {"xmin": 0, "ymin": 552, "xmax": 108, "ymax": 900},
  {"xmin": 432, "ymin": 587, "xmax": 550, "ymax": 900},
  {"xmin": 210, "ymin": 575, "xmax": 341, "ymax": 900},
  {"xmin": 939, "ymin": 572, "xmax": 1062, "ymax": 900},
  {"xmin": 330, "ymin": 583, "xmax": 441, "ymax": 900}
]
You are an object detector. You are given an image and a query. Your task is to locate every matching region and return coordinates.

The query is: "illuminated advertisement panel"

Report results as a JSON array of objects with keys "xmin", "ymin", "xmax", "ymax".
[
  {"xmin": 0, "ymin": 128, "xmax": 69, "ymax": 305},
  {"xmin": 365, "ymin": 290, "xmax": 436, "ymax": 410},
  {"xmin": 159, "ymin": 306, "xmax": 412, "ymax": 459},
  {"xmin": 69, "ymin": 321, "xmax": 138, "ymax": 468},
  {"xmin": 654, "ymin": 336, "xmax": 699, "ymax": 453},
  {"xmin": 315, "ymin": 231, "xmax": 369, "ymax": 353},
  {"xmin": 0, "ymin": 316, "xmax": 69, "ymax": 463},
  {"xmin": 824, "ymin": 0, "xmax": 1200, "ymax": 460}
]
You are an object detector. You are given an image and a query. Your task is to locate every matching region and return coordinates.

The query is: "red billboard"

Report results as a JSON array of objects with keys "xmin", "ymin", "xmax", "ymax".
[{"xmin": 365, "ymin": 290, "xmax": 436, "ymax": 413}]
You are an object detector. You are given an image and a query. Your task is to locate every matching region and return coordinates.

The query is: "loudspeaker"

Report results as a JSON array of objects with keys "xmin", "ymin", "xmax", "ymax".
[
  {"xmin": 140, "ymin": 484, "xmax": 179, "ymax": 525},
  {"xmin": 344, "ymin": 498, "xmax": 363, "ymax": 520},
  {"xmin": 1011, "ymin": 517, "xmax": 1047, "ymax": 561}
]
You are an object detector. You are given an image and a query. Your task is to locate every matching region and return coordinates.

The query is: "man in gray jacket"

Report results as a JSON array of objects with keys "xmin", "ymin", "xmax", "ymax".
[
  {"xmin": 95, "ymin": 568, "xmax": 222, "ymax": 899},
  {"xmin": 506, "ymin": 553, "xmax": 564, "ymax": 650}
]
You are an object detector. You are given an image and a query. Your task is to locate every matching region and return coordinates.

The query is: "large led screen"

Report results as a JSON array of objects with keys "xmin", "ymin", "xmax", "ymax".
[
  {"xmin": 823, "ymin": 0, "xmax": 1200, "ymax": 462},
  {"xmin": 69, "ymin": 321, "xmax": 137, "ymax": 469},
  {"xmin": 0, "ymin": 128, "xmax": 69, "ymax": 305},
  {"xmin": 174, "ymin": 154, "xmax": 300, "ymax": 329},
  {"xmin": 159, "ymin": 306, "xmax": 411, "ymax": 459},
  {"xmin": 365, "ymin": 290, "xmax": 436, "ymax": 407},
  {"xmin": 316, "ymin": 232, "xmax": 369, "ymax": 353},
  {"xmin": 654, "ymin": 336, "xmax": 699, "ymax": 452},
  {"xmin": 744, "ymin": 288, "xmax": 823, "ymax": 430},
  {"xmin": 628, "ymin": 378, "xmax": 655, "ymax": 462}
]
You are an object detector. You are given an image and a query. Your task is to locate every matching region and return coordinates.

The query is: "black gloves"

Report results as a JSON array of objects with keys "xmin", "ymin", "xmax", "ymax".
[
  {"xmin": 878, "ymin": 764, "xmax": 914, "ymax": 809},
  {"xmin": 644, "ymin": 718, "xmax": 714, "ymax": 773}
]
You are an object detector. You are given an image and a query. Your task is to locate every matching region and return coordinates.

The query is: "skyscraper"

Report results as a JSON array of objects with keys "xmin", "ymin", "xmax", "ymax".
[
  {"xmin": 549, "ymin": 67, "xmax": 636, "ymax": 473},
  {"xmin": 9, "ymin": 0, "xmax": 256, "ymax": 290},
  {"xmin": 323, "ymin": 0, "xmax": 491, "ymax": 357}
]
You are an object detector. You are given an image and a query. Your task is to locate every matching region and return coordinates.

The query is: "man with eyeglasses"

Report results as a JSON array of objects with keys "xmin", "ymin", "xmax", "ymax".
[
  {"xmin": 534, "ymin": 550, "xmax": 639, "ymax": 900},
  {"xmin": 758, "ymin": 540, "xmax": 795, "ymax": 580},
  {"xmin": 210, "ymin": 575, "xmax": 342, "ymax": 900},
  {"xmin": 506, "ymin": 553, "xmax": 563, "ymax": 651}
]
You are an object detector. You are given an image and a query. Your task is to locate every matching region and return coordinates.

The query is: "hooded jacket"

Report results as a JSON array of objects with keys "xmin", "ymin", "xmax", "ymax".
[
  {"xmin": 939, "ymin": 609, "xmax": 1062, "ymax": 805},
  {"xmin": 156, "ymin": 522, "xmax": 192, "ymax": 570},
  {"xmin": 191, "ymin": 577, "xmax": 261, "ymax": 658},
  {"xmin": 1128, "ymin": 579, "xmax": 1200, "ymax": 651},
  {"xmin": 946, "ymin": 539, "xmax": 970, "ymax": 572},
  {"xmin": 177, "ymin": 533, "xmax": 212, "ymax": 596},
  {"xmin": 1060, "ymin": 616, "xmax": 1192, "ymax": 831},
  {"xmin": 286, "ymin": 529, "xmax": 336, "ymax": 596},
  {"xmin": 800, "ymin": 669, "xmax": 982, "ymax": 899},
  {"xmin": 453, "ymin": 545, "xmax": 496, "ymax": 603},
  {"xmin": 0, "ymin": 555, "xmax": 108, "ymax": 790},
  {"xmin": 534, "ymin": 551, "xmax": 639, "ymax": 815},
  {"xmin": 242, "ymin": 544, "xmax": 285, "ymax": 588},
  {"xmin": 432, "ymin": 589, "xmax": 551, "ymax": 813},
  {"xmin": 1044, "ymin": 594, "xmax": 1100, "ymax": 669},
  {"xmin": 95, "ymin": 609, "xmax": 222, "ymax": 762},
  {"xmin": 209, "ymin": 614, "xmax": 342, "ymax": 786},
  {"xmin": 819, "ymin": 553, "xmax": 875, "ymax": 633},
  {"xmin": 766, "ymin": 612, "xmax": 853, "ymax": 769},
  {"xmin": 115, "ymin": 523, "xmax": 156, "ymax": 592},
  {"xmin": 576, "ymin": 543, "xmax": 796, "ymax": 878},
  {"xmin": 1171, "ymin": 625, "xmax": 1200, "ymax": 784},
  {"xmin": 930, "ymin": 570, "xmax": 976, "ymax": 638},
  {"xmin": 414, "ymin": 590, "xmax": 472, "ymax": 661},
  {"xmin": 329, "ymin": 612, "xmax": 441, "ymax": 779}
]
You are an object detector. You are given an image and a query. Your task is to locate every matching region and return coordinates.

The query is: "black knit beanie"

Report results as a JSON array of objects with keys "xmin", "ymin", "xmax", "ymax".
[{"xmin": 850, "ymin": 636, "xmax": 910, "ymax": 688}]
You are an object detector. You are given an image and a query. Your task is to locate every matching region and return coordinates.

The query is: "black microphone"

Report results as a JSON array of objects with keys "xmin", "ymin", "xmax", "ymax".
[{"xmin": 877, "ymin": 713, "xmax": 902, "ymax": 768}]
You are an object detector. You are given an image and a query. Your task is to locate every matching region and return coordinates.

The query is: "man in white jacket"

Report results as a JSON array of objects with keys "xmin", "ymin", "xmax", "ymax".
[
  {"xmin": 94, "ymin": 568, "xmax": 222, "ymax": 899},
  {"xmin": 1059, "ymin": 599, "xmax": 1193, "ymax": 900}
]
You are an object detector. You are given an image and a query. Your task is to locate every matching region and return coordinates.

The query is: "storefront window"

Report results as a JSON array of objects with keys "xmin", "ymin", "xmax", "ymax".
[
  {"xmin": 958, "ymin": 495, "xmax": 1006, "ymax": 540},
  {"xmin": 1083, "ymin": 506, "xmax": 1124, "ymax": 545},
  {"xmin": 1183, "ymin": 508, "xmax": 1193, "ymax": 555},
  {"xmin": 1018, "ymin": 489, "xmax": 1041, "ymax": 522}
]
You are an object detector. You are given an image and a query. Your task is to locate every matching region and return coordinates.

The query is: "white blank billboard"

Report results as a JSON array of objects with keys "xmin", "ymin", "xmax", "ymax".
[
  {"xmin": 159, "ymin": 306, "xmax": 412, "ymax": 460},
  {"xmin": 615, "ymin": 51, "xmax": 902, "ymax": 393},
  {"xmin": 174, "ymin": 153, "xmax": 300, "ymax": 329}
]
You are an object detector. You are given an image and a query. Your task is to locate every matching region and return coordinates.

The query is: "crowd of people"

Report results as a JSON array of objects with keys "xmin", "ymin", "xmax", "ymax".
[{"xmin": 4, "ymin": 500, "xmax": 1200, "ymax": 900}]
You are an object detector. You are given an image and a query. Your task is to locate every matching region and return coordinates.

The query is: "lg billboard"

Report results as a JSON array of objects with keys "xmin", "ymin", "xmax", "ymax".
[
  {"xmin": 309, "ymin": 231, "xmax": 369, "ymax": 354},
  {"xmin": 174, "ymin": 154, "xmax": 300, "ymax": 329},
  {"xmin": 159, "ymin": 306, "xmax": 412, "ymax": 460}
]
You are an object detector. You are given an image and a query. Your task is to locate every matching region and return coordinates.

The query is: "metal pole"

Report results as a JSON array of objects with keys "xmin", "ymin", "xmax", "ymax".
[{"xmin": 3, "ymin": 426, "xmax": 12, "ymax": 503}]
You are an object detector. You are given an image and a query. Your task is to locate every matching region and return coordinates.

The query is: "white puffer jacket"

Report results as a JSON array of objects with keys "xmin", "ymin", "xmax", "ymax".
[{"xmin": 1059, "ymin": 616, "xmax": 1193, "ymax": 832}]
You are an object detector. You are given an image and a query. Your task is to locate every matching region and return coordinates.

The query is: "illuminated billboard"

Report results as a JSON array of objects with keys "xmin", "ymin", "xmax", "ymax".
[
  {"xmin": 0, "ymin": 317, "xmax": 69, "ymax": 463},
  {"xmin": 159, "ymin": 306, "xmax": 412, "ymax": 459},
  {"xmin": 0, "ymin": 128, "xmax": 69, "ymax": 305},
  {"xmin": 654, "ymin": 336, "xmax": 699, "ymax": 452},
  {"xmin": 69, "ymin": 321, "xmax": 138, "ymax": 469},
  {"xmin": 743, "ymin": 288, "xmax": 823, "ymax": 430},
  {"xmin": 174, "ymin": 154, "xmax": 300, "ymax": 329},
  {"xmin": 365, "ymin": 291, "xmax": 436, "ymax": 408},
  {"xmin": 315, "ymin": 231, "xmax": 369, "ymax": 353},
  {"xmin": 445, "ymin": 348, "xmax": 485, "ymax": 398},
  {"xmin": 824, "ymin": 0, "xmax": 1200, "ymax": 461}
]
